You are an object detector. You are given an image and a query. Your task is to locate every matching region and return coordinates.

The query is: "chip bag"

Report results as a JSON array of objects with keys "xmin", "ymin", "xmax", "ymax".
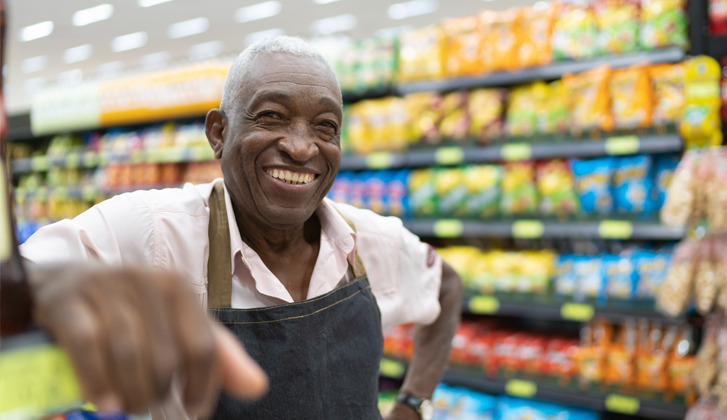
[
  {"xmin": 640, "ymin": 0, "xmax": 689, "ymax": 50},
  {"xmin": 563, "ymin": 65, "xmax": 613, "ymax": 136},
  {"xmin": 468, "ymin": 88, "xmax": 507, "ymax": 145},
  {"xmin": 441, "ymin": 15, "xmax": 485, "ymax": 77},
  {"xmin": 500, "ymin": 161, "xmax": 538, "ymax": 216},
  {"xmin": 397, "ymin": 25, "xmax": 446, "ymax": 82},
  {"xmin": 650, "ymin": 63, "xmax": 686, "ymax": 128},
  {"xmin": 610, "ymin": 66, "xmax": 654, "ymax": 130},
  {"xmin": 594, "ymin": 0, "xmax": 641, "ymax": 54},
  {"xmin": 552, "ymin": 2, "xmax": 600, "ymax": 60},
  {"xmin": 571, "ymin": 157, "xmax": 615, "ymax": 215},
  {"xmin": 536, "ymin": 159, "xmax": 580, "ymax": 216}
]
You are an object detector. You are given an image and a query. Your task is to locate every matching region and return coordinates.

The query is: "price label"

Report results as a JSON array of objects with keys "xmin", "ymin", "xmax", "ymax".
[
  {"xmin": 365, "ymin": 152, "xmax": 394, "ymax": 169},
  {"xmin": 505, "ymin": 379, "xmax": 537, "ymax": 398},
  {"xmin": 433, "ymin": 220, "xmax": 463, "ymax": 238},
  {"xmin": 605, "ymin": 136, "xmax": 640, "ymax": 156},
  {"xmin": 379, "ymin": 358, "xmax": 406, "ymax": 379},
  {"xmin": 561, "ymin": 302, "xmax": 594, "ymax": 322},
  {"xmin": 605, "ymin": 394, "xmax": 640, "ymax": 415},
  {"xmin": 65, "ymin": 154, "xmax": 81, "ymax": 169},
  {"xmin": 512, "ymin": 220, "xmax": 544, "ymax": 239},
  {"xmin": 501, "ymin": 144, "xmax": 532, "ymax": 161},
  {"xmin": 687, "ymin": 83, "xmax": 720, "ymax": 99},
  {"xmin": 434, "ymin": 147, "xmax": 464, "ymax": 166},
  {"xmin": 598, "ymin": 220, "xmax": 633, "ymax": 239},
  {"xmin": 468, "ymin": 296, "xmax": 500, "ymax": 315},
  {"xmin": 30, "ymin": 156, "xmax": 49, "ymax": 172}
]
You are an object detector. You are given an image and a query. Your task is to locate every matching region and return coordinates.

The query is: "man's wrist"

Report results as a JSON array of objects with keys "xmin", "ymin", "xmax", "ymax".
[{"xmin": 395, "ymin": 392, "xmax": 433, "ymax": 420}]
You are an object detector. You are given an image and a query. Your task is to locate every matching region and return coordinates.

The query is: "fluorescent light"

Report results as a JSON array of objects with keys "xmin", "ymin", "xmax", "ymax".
[
  {"xmin": 73, "ymin": 4, "xmax": 114, "ymax": 26},
  {"xmin": 19, "ymin": 21, "xmax": 54, "ymax": 42},
  {"xmin": 235, "ymin": 1, "xmax": 282, "ymax": 23},
  {"xmin": 189, "ymin": 40, "xmax": 224, "ymax": 60},
  {"xmin": 168, "ymin": 17, "xmax": 209, "ymax": 39},
  {"xmin": 138, "ymin": 0, "xmax": 173, "ymax": 7},
  {"xmin": 64, "ymin": 44, "xmax": 93, "ymax": 63},
  {"xmin": 245, "ymin": 28, "xmax": 285, "ymax": 46},
  {"xmin": 311, "ymin": 14, "xmax": 356, "ymax": 35},
  {"xmin": 140, "ymin": 52, "xmax": 170, "ymax": 70},
  {"xmin": 22, "ymin": 56, "xmax": 47, "ymax": 73},
  {"xmin": 314, "ymin": 0, "xmax": 342, "ymax": 3},
  {"xmin": 112, "ymin": 31, "xmax": 148, "ymax": 52},
  {"xmin": 388, "ymin": 0, "xmax": 439, "ymax": 20},
  {"xmin": 98, "ymin": 61, "xmax": 124, "ymax": 78},
  {"xmin": 58, "ymin": 69, "xmax": 83, "ymax": 85}
]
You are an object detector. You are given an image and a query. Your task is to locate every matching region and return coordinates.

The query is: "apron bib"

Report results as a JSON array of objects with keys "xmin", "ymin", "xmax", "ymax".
[{"xmin": 206, "ymin": 182, "xmax": 384, "ymax": 419}]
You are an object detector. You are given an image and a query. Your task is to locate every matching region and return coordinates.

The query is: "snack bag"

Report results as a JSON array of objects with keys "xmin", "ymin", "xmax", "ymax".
[
  {"xmin": 382, "ymin": 97, "xmax": 409, "ymax": 152},
  {"xmin": 605, "ymin": 320, "xmax": 637, "ymax": 386},
  {"xmin": 479, "ymin": 8, "xmax": 521, "ymax": 72},
  {"xmin": 656, "ymin": 240, "xmax": 696, "ymax": 317},
  {"xmin": 397, "ymin": 25, "xmax": 446, "ymax": 82},
  {"xmin": 538, "ymin": 80, "xmax": 571, "ymax": 135},
  {"xmin": 650, "ymin": 63, "xmax": 686, "ymax": 128},
  {"xmin": 574, "ymin": 256, "xmax": 605, "ymax": 300},
  {"xmin": 610, "ymin": 66, "xmax": 654, "ymax": 130},
  {"xmin": 694, "ymin": 239, "xmax": 719, "ymax": 315},
  {"xmin": 680, "ymin": 57, "xmax": 723, "ymax": 148},
  {"xmin": 603, "ymin": 254, "xmax": 638, "ymax": 300},
  {"xmin": 441, "ymin": 15, "xmax": 485, "ymax": 77},
  {"xmin": 461, "ymin": 164, "xmax": 502, "ymax": 219},
  {"xmin": 469, "ymin": 251, "xmax": 496, "ymax": 295},
  {"xmin": 517, "ymin": 2, "xmax": 558, "ymax": 68},
  {"xmin": 571, "ymin": 157, "xmax": 615, "ymax": 215},
  {"xmin": 438, "ymin": 91, "xmax": 470, "ymax": 142},
  {"xmin": 552, "ymin": 2, "xmax": 600, "ymax": 60},
  {"xmin": 635, "ymin": 320, "xmax": 669, "ymax": 391},
  {"xmin": 660, "ymin": 150, "xmax": 698, "ymax": 227},
  {"xmin": 468, "ymin": 88, "xmax": 507, "ymax": 145},
  {"xmin": 536, "ymin": 159, "xmax": 580, "ymax": 217},
  {"xmin": 554, "ymin": 255, "xmax": 578, "ymax": 297},
  {"xmin": 668, "ymin": 326, "xmax": 696, "ymax": 396},
  {"xmin": 505, "ymin": 83, "xmax": 543, "ymax": 138},
  {"xmin": 387, "ymin": 169, "xmax": 410, "ymax": 218},
  {"xmin": 563, "ymin": 66, "xmax": 613, "ymax": 136},
  {"xmin": 491, "ymin": 251, "xmax": 519, "ymax": 292},
  {"xmin": 407, "ymin": 168, "xmax": 438, "ymax": 217},
  {"xmin": 500, "ymin": 161, "xmax": 538, "ymax": 216},
  {"xmin": 652, "ymin": 153, "xmax": 681, "ymax": 209},
  {"xmin": 613, "ymin": 155, "xmax": 656, "ymax": 214},
  {"xmin": 403, "ymin": 91, "xmax": 442, "ymax": 146},
  {"xmin": 639, "ymin": 0, "xmax": 689, "ymax": 50},
  {"xmin": 634, "ymin": 250, "xmax": 671, "ymax": 300},
  {"xmin": 594, "ymin": 0, "xmax": 641, "ymax": 54},
  {"xmin": 706, "ymin": 147, "xmax": 727, "ymax": 230},
  {"xmin": 435, "ymin": 167, "xmax": 467, "ymax": 217}
]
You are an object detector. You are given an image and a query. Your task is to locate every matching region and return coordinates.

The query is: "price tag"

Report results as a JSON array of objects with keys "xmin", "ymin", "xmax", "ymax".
[
  {"xmin": 605, "ymin": 394, "xmax": 640, "ymax": 415},
  {"xmin": 501, "ymin": 144, "xmax": 532, "ymax": 161},
  {"xmin": 65, "ymin": 154, "xmax": 81, "ymax": 169},
  {"xmin": 379, "ymin": 358, "xmax": 406, "ymax": 379},
  {"xmin": 505, "ymin": 379, "xmax": 537, "ymax": 398},
  {"xmin": 434, "ymin": 147, "xmax": 464, "ymax": 166},
  {"xmin": 605, "ymin": 136, "xmax": 640, "ymax": 156},
  {"xmin": 598, "ymin": 220, "xmax": 633, "ymax": 239},
  {"xmin": 433, "ymin": 220, "xmax": 463, "ymax": 238},
  {"xmin": 365, "ymin": 152, "xmax": 394, "ymax": 169},
  {"xmin": 468, "ymin": 296, "xmax": 500, "ymax": 315},
  {"xmin": 561, "ymin": 302, "xmax": 594, "ymax": 322},
  {"xmin": 511, "ymin": 220, "xmax": 544, "ymax": 239},
  {"xmin": 30, "ymin": 156, "xmax": 49, "ymax": 172}
]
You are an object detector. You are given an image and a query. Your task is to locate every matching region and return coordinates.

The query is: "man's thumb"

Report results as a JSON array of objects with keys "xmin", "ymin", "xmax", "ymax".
[{"xmin": 213, "ymin": 323, "xmax": 269, "ymax": 400}]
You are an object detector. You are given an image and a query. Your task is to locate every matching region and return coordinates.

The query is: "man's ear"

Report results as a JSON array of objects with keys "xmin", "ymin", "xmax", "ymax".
[{"xmin": 205, "ymin": 109, "xmax": 227, "ymax": 159}]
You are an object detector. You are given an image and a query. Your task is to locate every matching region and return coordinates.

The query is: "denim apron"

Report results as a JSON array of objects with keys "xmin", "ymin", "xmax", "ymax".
[{"xmin": 206, "ymin": 182, "xmax": 384, "ymax": 419}]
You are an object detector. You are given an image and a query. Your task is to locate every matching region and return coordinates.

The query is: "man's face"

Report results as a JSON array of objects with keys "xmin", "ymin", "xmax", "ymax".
[{"xmin": 219, "ymin": 52, "xmax": 343, "ymax": 229}]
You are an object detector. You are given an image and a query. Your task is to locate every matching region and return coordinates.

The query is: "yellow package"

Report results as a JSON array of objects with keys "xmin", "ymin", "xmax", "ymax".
[
  {"xmin": 650, "ymin": 63, "xmax": 686, "ymax": 127},
  {"xmin": 345, "ymin": 101, "xmax": 371, "ymax": 155},
  {"xmin": 563, "ymin": 65, "xmax": 613, "ymax": 135},
  {"xmin": 505, "ymin": 83, "xmax": 542, "ymax": 138},
  {"xmin": 679, "ymin": 56, "xmax": 723, "ymax": 148},
  {"xmin": 594, "ymin": 0, "xmax": 640, "ymax": 54},
  {"xmin": 434, "ymin": 168, "xmax": 467, "ymax": 217},
  {"xmin": 468, "ymin": 88, "xmax": 507, "ymax": 145},
  {"xmin": 538, "ymin": 80, "xmax": 571, "ymax": 135},
  {"xmin": 491, "ymin": 251, "xmax": 519, "ymax": 292},
  {"xmin": 403, "ymin": 92, "xmax": 443, "ymax": 146},
  {"xmin": 441, "ymin": 15, "xmax": 485, "ymax": 77},
  {"xmin": 438, "ymin": 91, "xmax": 470, "ymax": 142},
  {"xmin": 381, "ymin": 97, "xmax": 408, "ymax": 152},
  {"xmin": 517, "ymin": 3, "xmax": 558, "ymax": 68},
  {"xmin": 480, "ymin": 8, "xmax": 522, "ymax": 72},
  {"xmin": 397, "ymin": 25, "xmax": 446, "ymax": 83},
  {"xmin": 552, "ymin": 2, "xmax": 600, "ymax": 60},
  {"xmin": 610, "ymin": 66, "xmax": 654, "ymax": 129},
  {"xmin": 470, "ymin": 251, "xmax": 495, "ymax": 295}
]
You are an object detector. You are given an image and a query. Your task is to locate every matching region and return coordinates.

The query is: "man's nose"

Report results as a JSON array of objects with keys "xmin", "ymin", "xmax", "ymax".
[{"xmin": 278, "ymin": 120, "xmax": 320, "ymax": 162}]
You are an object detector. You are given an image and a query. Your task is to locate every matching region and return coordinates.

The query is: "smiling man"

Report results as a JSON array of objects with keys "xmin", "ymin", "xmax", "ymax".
[{"xmin": 21, "ymin": 36, "xmax": 463, "ymax": 420}]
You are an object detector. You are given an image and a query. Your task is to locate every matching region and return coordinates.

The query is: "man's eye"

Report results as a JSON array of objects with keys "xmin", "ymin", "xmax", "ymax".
[
  {"xmin": 318, "ymin": 121, "xmax": 338, "ymax": 133},
  {"xmin": 259, "ymin": 112, "xmax": 283, "ymax": 120}
]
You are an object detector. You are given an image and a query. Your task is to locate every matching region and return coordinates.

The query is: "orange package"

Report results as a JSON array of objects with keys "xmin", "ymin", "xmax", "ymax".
[
  {"xmin": 668, "ymin": 326, "xmax": 696, "ymax": 397},
  {"xmin": 442, "ymin": 15, "xmax": 485, "ymax": 77},
  {"xmin": 610, "ymin": 66, "xmax": 654, "ymax": 130},
  {"xmin": 480, "ymin": 9, "xmax": 522, "ymax": 73},
  {"xmin": 634, "ymin": 320, "xmax": 669, "ymax": 391},
  {"xmin": 604, "ymin": 320, "xmax": 636, "ymax": 386},
  {"xmin": 650, "ymin": 63, "xmax": 686, "ymax": 128},
  {"xmin": 563, "ymin": 65, "xmax": 613, "ymax": 136},
  {"xmin": 517, "ymin": 3, "xmax": 559, "ymax": 68},
  {"xmin": 397, "ymin": 25, "xmax": 446, "ymax": 83}
]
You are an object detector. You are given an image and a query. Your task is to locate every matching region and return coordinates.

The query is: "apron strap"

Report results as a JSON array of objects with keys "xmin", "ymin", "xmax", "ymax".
[{"xmin": 207, "ymin": 181, "xmax": 232, "ymax": 309}]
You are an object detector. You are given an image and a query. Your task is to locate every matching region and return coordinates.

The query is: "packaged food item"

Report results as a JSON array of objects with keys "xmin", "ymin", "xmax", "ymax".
[
  {"xmin": 570, "ymin": 157, "xmax": 615, "ymax": 215},
  {"xmin": 468, "ymin": 88, "xmax": 507, "ymax": 145},
  {"xmin": 656, "ymin": 240, "xmax": 696, "ymax": 317},
  {"xmin": 613, "ymin": 155, "xmax": 656, "ymax": 214},
  {"xmin": 635, "ymin": 319, "xmax": 669, "ymax": 391},
  {"xmin": 403, "ymin": 92, "xmax": 443, "ymax": 146},
  {"xmin": 694, "ymin": 239, "xmax": 719, "ymax": 315},
  {"xmin": 610, "ymin": 66, "xmax": 654, "ymax": 130},
  {"xmin": 441, "ymin": 15, "xmax": 485, "ymax": 77},
  {"xmin": 408, "ymin": 168, "xmax": 438, "ymax": 217},
  {"xmin": 491, "ymin": 251, "xmax": 519, "ymax": 292},
  {"xmin": 479, "ymin": 8, "xmax": 521, "ymax": 72},
  {"xmin": 517, "ymin": 3, "xmax": 558, "ymax": 68},
  {"xmin": 563, "ymin": 66, "xmax": 613, "ymax": 136},
  {"xmin": 706, "ymin": 148, "xmax": 727, "ymax": 230},
  {"xmin": 660, "ymin": 150, "xmax": 698, "ymax": 227},
  {"xmin": 554, "ymin": 255, "xmax": 578, "ymax": 296},
  {"xmin": 575, "ymin": 320, "xmax": 610, "ymax": 385},
  {"xmin": 650, "ymin": 63, "xmax": 686, "ymax": 128},
  {"xmin": 574, "ymin": 256, "xmax": 605, "ymax": 300},
  {"xmin": 499, "ymin": 161, "xmax": 538, "ymax": 216},
  {"xmin": 680, "ymin": 57, "xmax": 724, "ymax": 148},
  {"xmin": 435, "ymin": 167, "xmax": 467, "ymax": 217},
  {"xmin": 640, "ymin": 0, "xmax": 689, "ymax": 50},
  {"xmin": 605, "ymin": 319, "xmax": 637, "ymax": 386},
  {"xmin": 693, "ymin": 319, "xmax": 718, "ymax": 397},
  {"xmin": 536, "ymin": 159, "xmax": 580, "ymax": 217},
  {"xmin": 505, "ymin": 83, "xmax": 543, "ymax": 138},
  {"xmin": 634, "ymin": 250, "xmax": 671, "ymax": 300},
  {"xmin": 461, "ymin": 164, "xmax": 503, "ymax": 219},
  {"xmin": 595, "ymin": 0, "xmax": 641, "ymax": 54},
  {"xmin": 397, "ymin": 25, "xmax": 446, "ymax": 82},
  {"xmin": 387, "ymin": 169, "xmax": 410, "ymax": 218},
  {"xmin": 668, "ymin": 325, "xmax": 696, "ymax": 396},
  {"xmin": 652, "ymin": 153, "xmax": 681, "ymax": 209},
  {"xmin": 469, "ymin": 252, "xmax": 496, "ymax": 295},
  {"xmin": 537, "ymin": 80, "xmax": 571, "ymax": 135},
  {"xmin": 552, "ymin": 2, "xmax": 600, "ymax": 60},
  {"xmin": 603, "ymin": 254, "xmax": 637, "ymax": 299},
  {"xmin": 438, "ymin": 91, "xmax": 470, "ymax": 142}
]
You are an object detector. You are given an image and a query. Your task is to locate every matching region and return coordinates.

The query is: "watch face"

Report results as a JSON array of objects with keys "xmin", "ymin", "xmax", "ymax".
[{"xmin": 420, "ymin": 399, "xmax": 434, "ymax": 420}]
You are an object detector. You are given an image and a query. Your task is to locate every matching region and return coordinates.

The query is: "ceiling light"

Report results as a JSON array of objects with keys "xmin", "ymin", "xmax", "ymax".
[
  {"xmin": 168, "ymin": 17, "xmax": 209, "ymax": 39},
  {"xmin": 235, "ymin": 1, "xmax": 282, "ymax": 23},
  {"xmin": 189, "ymin": 40, "xmax": 224, "ymax": 60},
  {"xmin": 311, "ymin": 14, "xmax": 356, "ymax": 35},
  {"xmin": 112, "ymin": 31, "xmax": 148, "ymax": 52},
  {"xmin": 138, "ymin": 0, "xmax": 174, "ymax": 7},
  {"xmin": 58, "ymin": 69, "xmax": 83, "ymax": 85},
  {"xmin": 388, "ymin": 0, "xmax": 439, "ymax": 20},
  {"xmin": 314, "ymin": 0, "xmax": 343, "ymax": 3},
  {"xmin": 64, "ymin": 44, "xmax": 93, "ymax": 63},
  {"xmin": 73, "ymin": 4, "xmax": 114, "ymax": 27},
  {"xmin": 245, "ymin": 28, "xmax": 285, "ymax": 46},
  {"xmin": 98, "ymin": 61, "xmax": 124, "ymax": 78},
  {"xmin": 22, "ymin": 56, "xmax": 47, "ymax": 74},
  {"xmin": 19, "ymin": 21, "xmax": 54, "ymax": 42}
]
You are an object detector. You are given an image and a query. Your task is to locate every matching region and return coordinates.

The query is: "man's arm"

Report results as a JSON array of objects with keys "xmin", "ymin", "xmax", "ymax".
[{"xmin": 387, "ymin": 260, "xmax": 463, "ymax": 419}]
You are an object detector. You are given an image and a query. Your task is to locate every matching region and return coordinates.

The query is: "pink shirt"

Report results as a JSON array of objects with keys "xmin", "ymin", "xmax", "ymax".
[{"xmin": 20, "ymin": 179, "xmax": 442, "ymax": 329}]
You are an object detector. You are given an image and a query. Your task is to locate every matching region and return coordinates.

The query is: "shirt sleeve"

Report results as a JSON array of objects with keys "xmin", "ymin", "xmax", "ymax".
[{"xmin": 330, "ymin": 201, "xmax": 443, "ymax": 329}]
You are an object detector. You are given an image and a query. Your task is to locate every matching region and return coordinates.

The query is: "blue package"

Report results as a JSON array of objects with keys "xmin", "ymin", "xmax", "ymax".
[
  {"xmin": 329, "ymin": 171, "xmax": 352, "ymax": 204},
  {"xmin": 64, "ymin": 410, "xmax": 127, "ymax": 420},
  {"xmin": 635, "ymin": 250, "xmax": 671, "ymax": 299},
  {"xmin": 613, "ymin": 155, "xmax": 656, "ymax": 214},
  {"xmin": 573, "ymin": 256, "xmax": 605, "ymax": 300},
  {"xmin": 653, "ymin": 153, "xmax": 681, "ymax": 209},
  {"xmin": 570, "ymin": 157, "xmax": 614, "ymax": 214},
  {"xmin": 363, "ymin": 170, "xmax": 389, "ymax": 215},
  {"xmin": 602, "ymin": 254, "xmax": 638, "ymax": 300},
  {"xmin": 496, "ymin": 396, "xmax": 599, "ymax": 420},
  {"xmin": 433, "ymin": 385, "xmax": 497, "ymax": 420},
  {"xmin": 554, "ymin": 255, "xmax": 578, "ymax": 296},
  {"xmin": 388, "ymin": 169, "xmax": 410, "ymax": 218}
]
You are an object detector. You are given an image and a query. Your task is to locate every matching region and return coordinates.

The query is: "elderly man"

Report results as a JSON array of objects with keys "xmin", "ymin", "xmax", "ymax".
[{"xmin": 22, "ymin": 36, "xmax": 462, "ymax": 419}]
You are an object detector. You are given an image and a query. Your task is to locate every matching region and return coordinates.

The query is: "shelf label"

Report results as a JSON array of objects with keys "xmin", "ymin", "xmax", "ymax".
[
  {"xmin": 512, "ymin": 220, "xmax": 544, "ymax": 239},
  {"xmin": 30, "ymin": 156, "xmax": 49, "ymax": 172},
  {"xmin": 501, "ymin": 144, "xmax": 532, "ymax": 161},
  {"xmin": 561, "ymin": 302, "xmax": 594, "ymax": 322},
  {"xmin": 379, "ymin": 358, "xmax": 406, "ymax": 379},
  {"xmin": 65, "ymin": 154, "xmax": 81, "ymax": 169},
  {"xmin": 468, "ymin": 296, "xmax": 500, "ymax": 315},
  {"xmin": 433, "ymin": 219, "xmax": 463, "ymax": 238},
  {"xmin": 434, "ymin": 147, "xmax": 464, "ymax": 166},
  {"xmin": 0, "ymin": 344, "xmax": 82, "ymax": 416},
  {"xmin": 598, "ymin": 220, "xmax": 633, "ymax": 239},
  {"xmin": 605, "ymin": 394, "xmax": 640, "ymax": 415},
  {"xmin": 505, "ymin": 379, "xmax": 537, "ymax": 398},
  {"xmin": 365, "ymin": 152, "xmax": 394, "ymax": 169},
  {"xmin": 605, "ymin": 135, "xmax": 640, "ymax": 156}
]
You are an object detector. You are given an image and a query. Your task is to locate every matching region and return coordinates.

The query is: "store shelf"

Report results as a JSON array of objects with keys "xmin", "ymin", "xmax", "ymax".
[
  {"xmin": 340, "ymin": 134, "xmax": 683, "ymax": 171},
  {"xmin": 462, "ymin": 293, "xmax": 687, "ymax": 325},
  {"xmin": 403, "ymin": 218, "xmax": 685, "ymax": 241},
  {"xmin": 709, "ymin": 35, "xmax": 727, "ymax": 59},
  {"xmin": 397, "ymin": 48, "xmax": 686, "ymax": 95}
]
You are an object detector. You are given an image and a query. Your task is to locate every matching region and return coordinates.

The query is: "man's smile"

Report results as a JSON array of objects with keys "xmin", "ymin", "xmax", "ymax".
[{"xmin": 265, "ymin": 167, "xmax": 317, "ymax": 185}]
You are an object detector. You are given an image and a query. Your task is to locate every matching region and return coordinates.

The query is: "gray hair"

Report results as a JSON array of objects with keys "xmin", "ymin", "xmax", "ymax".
[{"xmin": 220, "ymin": 35, "xmax": 339, "ymax": 111}]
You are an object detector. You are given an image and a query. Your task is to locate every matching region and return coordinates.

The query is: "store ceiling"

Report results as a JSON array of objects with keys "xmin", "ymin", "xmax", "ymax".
[{"xmin": 3, "ymin": 0, "xmax": 539, "ymax": 115}]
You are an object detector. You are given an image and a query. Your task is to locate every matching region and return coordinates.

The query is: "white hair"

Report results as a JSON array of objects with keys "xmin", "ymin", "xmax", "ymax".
[{"xmin": 220, "ymin": 35, "xmax": 339, "ymax": 111}]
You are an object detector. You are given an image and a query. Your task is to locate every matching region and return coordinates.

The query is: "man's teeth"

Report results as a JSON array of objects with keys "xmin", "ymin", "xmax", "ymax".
[{"xmin": 268, "ymin": 169, "xmax": 315, "ymax": 185}]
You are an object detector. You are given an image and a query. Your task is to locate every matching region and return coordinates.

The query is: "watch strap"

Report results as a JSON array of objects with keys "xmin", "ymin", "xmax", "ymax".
[{"xmin": 396, "ymin": 392, "xmax": 426, "ymax": 415}]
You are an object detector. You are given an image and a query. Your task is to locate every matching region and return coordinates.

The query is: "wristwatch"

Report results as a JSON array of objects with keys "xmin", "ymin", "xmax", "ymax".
[{"xmin": 396, "ymin": 392, "xmax": 433, "ymax": 420}]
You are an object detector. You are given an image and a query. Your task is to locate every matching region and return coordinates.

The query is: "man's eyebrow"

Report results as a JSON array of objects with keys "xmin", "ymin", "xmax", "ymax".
[{"xmin": 248, "ymin": 90, "xmax": 291, "ymax": 107}]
